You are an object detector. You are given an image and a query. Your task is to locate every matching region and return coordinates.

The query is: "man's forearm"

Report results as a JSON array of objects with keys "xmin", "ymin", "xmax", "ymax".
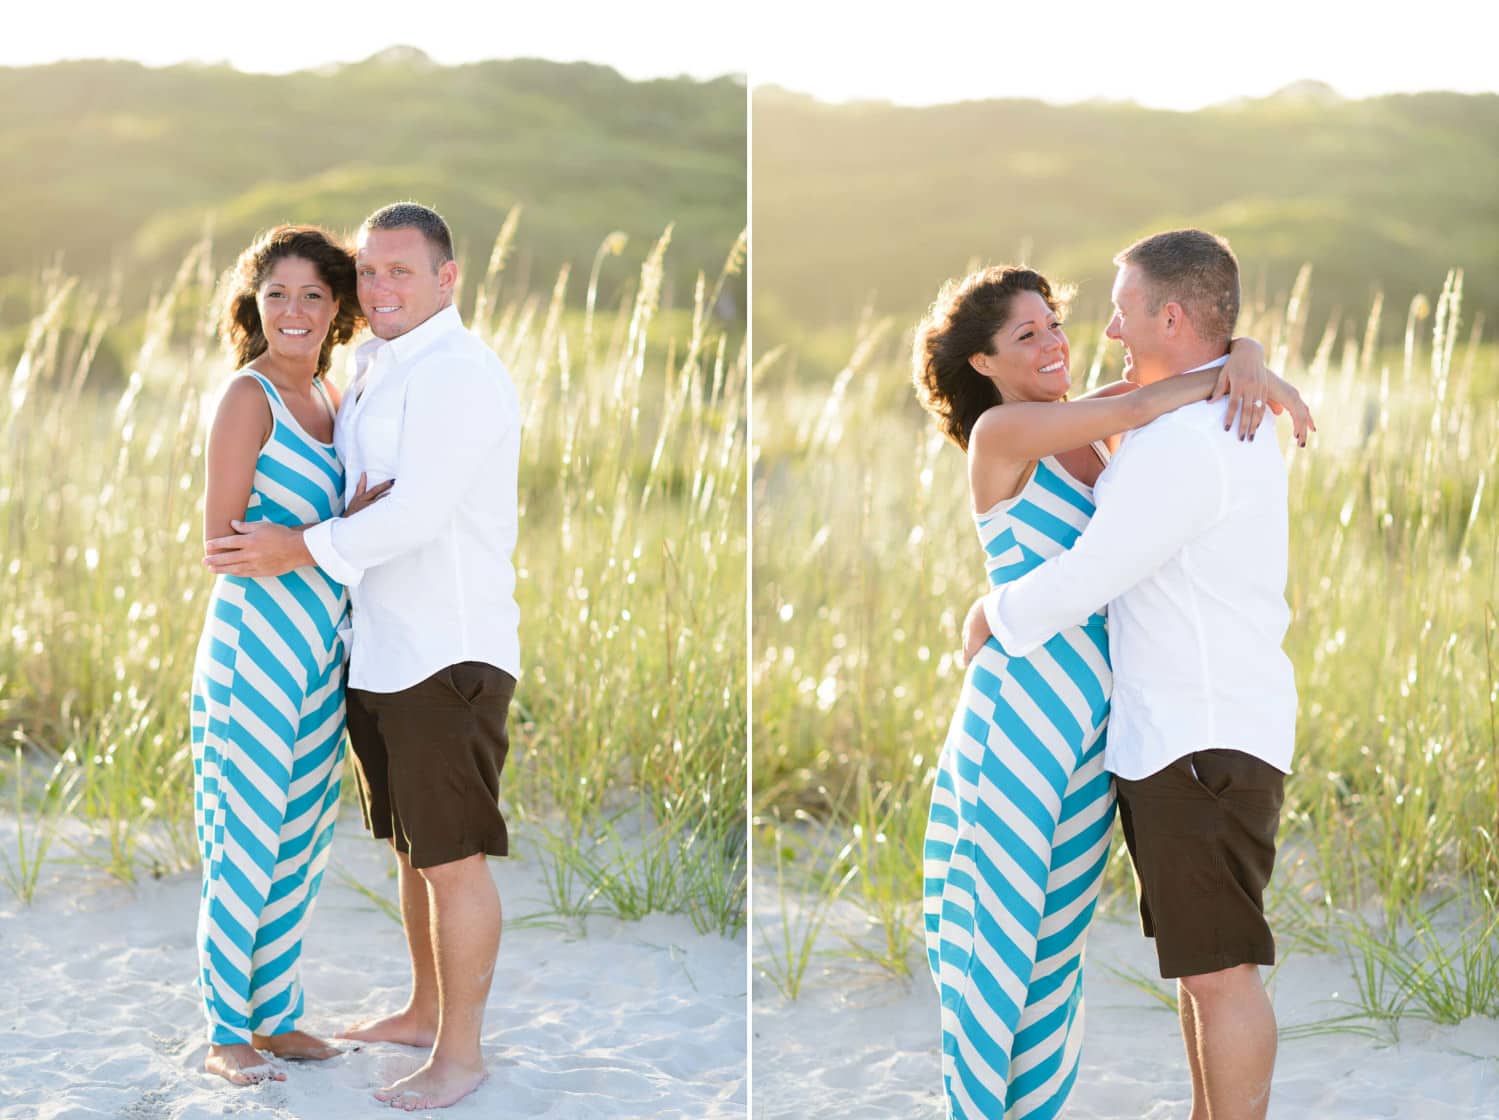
[
  {"xmin": 982, "ymin": 570, "xmax": 1104, "ymax": 658},
  {"xmin": 979, "ymin": 429, "xmax": 1224, "ymax": 656},
  {"xmin": 304, "ymin": 517, "xmax": 362, "ymax": 586}
]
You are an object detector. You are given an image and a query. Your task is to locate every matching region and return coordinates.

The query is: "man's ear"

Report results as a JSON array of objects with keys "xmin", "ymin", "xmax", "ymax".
[
  {"xmin": 437, "ymin": 258, "xmax": 459, "ymax": 296},
  {"xmin": 1162, "ymin": 300, "xmax": 1185, "ymax": 337}
]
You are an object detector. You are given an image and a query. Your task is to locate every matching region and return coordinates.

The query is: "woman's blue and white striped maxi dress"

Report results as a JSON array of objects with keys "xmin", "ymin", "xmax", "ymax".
[
  {"xmin": 924, "ymin": 454, "xmax": 1117, "ymax": 1120},
  {"xmin": 190, "ymin": 372, "xmax": 349, "ymax": 1046}
]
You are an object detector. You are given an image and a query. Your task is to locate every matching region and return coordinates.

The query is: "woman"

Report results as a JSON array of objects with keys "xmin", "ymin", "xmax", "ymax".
[
  {"xmin": 191, "ymin": 225, "xmax": 387, "ymax": 1086},
  {"xmin": 914, "ymin": 266, "xmax": 1309, "ymax": 1119}
]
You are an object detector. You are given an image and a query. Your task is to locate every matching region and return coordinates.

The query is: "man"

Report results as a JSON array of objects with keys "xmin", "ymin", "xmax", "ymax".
[
  {"xmin": 962, "ymin": 230, "xmax": 1297, "ymax": 1120},
  {"xmin": 205, "ymin": 202, "xmax": 521, "ymax": 1111}
]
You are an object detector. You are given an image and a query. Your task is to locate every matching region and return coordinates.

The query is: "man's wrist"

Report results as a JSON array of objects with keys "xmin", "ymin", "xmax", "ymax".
[{"xmin": 303, "ymin": 518, "xmax": 363, "ymax": 587}]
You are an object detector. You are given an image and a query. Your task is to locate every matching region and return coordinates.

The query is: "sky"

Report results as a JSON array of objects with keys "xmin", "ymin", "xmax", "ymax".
[
  {"xmin": 6, "ymin": 0, "xmax": 1494, "ymax": 110},
  {"xmin": 1, "ymin": 0, "xmax": 745, "ymax": 83},
  {"xmin": 751, "ymin": 0, "xmax": 1498, "ymax": 110}
]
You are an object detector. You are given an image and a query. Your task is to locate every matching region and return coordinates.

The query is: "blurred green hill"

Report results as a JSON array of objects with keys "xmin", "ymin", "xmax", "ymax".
[
  {"xmin": 754, "ymin": 85, "xmax": 1498, "ymax": 364},
  {"xmin": 0, "ymin": 50, "xmax": 745, "ymax": 322}
]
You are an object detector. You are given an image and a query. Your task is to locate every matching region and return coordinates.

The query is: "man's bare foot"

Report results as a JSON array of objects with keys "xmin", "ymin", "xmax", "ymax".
[
  {"xmin": 204, "ymin": 1042, "xmax": 286, "ymax": 1086},
  {"xmin": 374, "ymin": 1056, "xmax": 487, "ymax": 1110},
  {"xmin": 252, "ymin": 1029, "xmax": 342, "ymax": 1061},
  {"xmin": 336, "ymin": 1008, "xmax": 438, "ymax": 1048}
]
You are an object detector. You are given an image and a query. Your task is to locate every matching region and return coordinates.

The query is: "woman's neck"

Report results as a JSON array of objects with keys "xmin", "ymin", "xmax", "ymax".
[{"xmin": 252, "ymin": 349, "xmax": 319, "ymax": 391}]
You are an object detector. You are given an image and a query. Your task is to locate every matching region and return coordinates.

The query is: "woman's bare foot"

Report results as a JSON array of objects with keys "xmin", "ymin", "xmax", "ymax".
[
  {"xmin": 204, "ymin": 1042, "xmax": 286, "ymax": 1086},
  {"xmin": 252, "ymin": 1029, "xmax": 342, "ymax": 1061},
  {"xmin": 374, "ymin": 1056, "xmax": 486, "ymax": 1110},
  {"xmin": 336, "ymin": 1008, "xmax": 437, "ymax": 1048}
]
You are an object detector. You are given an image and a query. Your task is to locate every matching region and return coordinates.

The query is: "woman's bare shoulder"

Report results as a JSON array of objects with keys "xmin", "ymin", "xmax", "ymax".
[
  {"xmin": 209, "ymin": 372, "xmax": 273, "ymax": 439},
  {"xmin": 968, "ymin": 403, "xmax": 1017, "ymax": 444},
  {"xmin": 968, "ymin": 400, "xmax": 1054, "ymax": 452}
]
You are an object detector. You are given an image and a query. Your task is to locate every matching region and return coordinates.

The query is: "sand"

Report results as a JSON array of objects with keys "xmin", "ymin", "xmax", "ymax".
[
  {"xmin": 752, "ymin": 876, "xmax": 1499, "ymax": 1119},
  {"xmin": 0, "ymin": 810, "xmax": 746, "ymax": 1119}
]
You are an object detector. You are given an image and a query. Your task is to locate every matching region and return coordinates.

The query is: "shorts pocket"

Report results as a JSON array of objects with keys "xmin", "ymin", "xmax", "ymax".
[
  {"xmin": 443, "ymin": 662, "xmax": 488, "ymax": 706},
  {"xmin": 1135, "ymin": 765, "xmax": 1230, "ymax": 894}
]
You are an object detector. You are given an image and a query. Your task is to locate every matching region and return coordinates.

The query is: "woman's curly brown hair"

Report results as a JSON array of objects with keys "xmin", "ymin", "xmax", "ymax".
[
  {"xmin": 911, "ymin": 266, "xmax": 1070, "ymax": 451},
  {"xmin": 217, "ymin": 225, "xmax": 361, "ymax": 378}
]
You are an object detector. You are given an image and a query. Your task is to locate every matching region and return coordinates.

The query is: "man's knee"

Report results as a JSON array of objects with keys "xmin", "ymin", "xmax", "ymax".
[
  {"xmin": 1179, "ymin": 962, "xmax": 1259, "ymax": 1001},
  {"xmin": 416, "ymin": 851, "xmax": 488, "ymax": 889}
]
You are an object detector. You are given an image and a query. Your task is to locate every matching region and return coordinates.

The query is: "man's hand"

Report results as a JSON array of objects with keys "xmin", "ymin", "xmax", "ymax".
[
  {"xmin": 204, "ymin": 521, "xmax": 312, "ymax": 578},
  {"xmin": 961, "ymin": 596, "xmax": 993, "ymax": 667}
]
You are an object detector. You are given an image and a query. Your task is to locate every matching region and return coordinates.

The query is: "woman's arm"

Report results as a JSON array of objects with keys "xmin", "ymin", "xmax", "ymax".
[
  {"xmin": 203, "ymin": 376, "xmax": 272, "ymax": 543},
  {"xmin": 970, "ymin": 366, "xmax": 1222, "ymax": 467},
  {"xmin": 1209, "ymin": 337, "xmax": 1270, "ymax": 439},
  {"xmin": 1077, "ymin": 338, "xmax": 1267, "ymax": 405},
  {"xmin": 1075, "ymin": 378, "xmax": 1139, "ymax": 402},
  {"xmin": 1262, "ymin": 372, "xmax": 1315, "ymax": 447},
  {"xmin": 344, "ymin": 472, "xmax": 394, "ymax": 517},
  {"xmin": 970, "ymin": 336, "xmax": 1281, "ymax": 467}
]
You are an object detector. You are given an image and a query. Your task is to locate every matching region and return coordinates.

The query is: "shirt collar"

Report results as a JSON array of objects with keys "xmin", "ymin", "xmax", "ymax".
[
  {"xmin": 1178, "ymin": 354, "xmax": 1230, "ymax": 376},
  {"xmin": 355, "ymin": 304, "xmax": 464, "ymax": 373}
]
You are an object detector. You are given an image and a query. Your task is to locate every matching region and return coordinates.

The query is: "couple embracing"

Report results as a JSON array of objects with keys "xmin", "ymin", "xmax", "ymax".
[
  {"xmin": 191, "ymin": 202, "xmax": 519, "ymax": 1111},
  {"xmin": 919, "ymin": 230, "xmax": 1315, "ymax": 1120}
]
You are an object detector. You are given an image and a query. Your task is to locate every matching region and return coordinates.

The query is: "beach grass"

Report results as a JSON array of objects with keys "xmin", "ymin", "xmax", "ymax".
[
  {"xmin": 751, "ymin": 267, "xmax": 1499, "ymax": 1021},
  {"xmin": 0, "ymin": 220, "xmax": 747, "ymax": 935}
]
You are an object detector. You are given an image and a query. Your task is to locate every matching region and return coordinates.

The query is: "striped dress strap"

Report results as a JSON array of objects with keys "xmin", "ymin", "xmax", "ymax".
[
  {"xmin": 246, "ymin": 371, "xmax": 289, "ymax": 427},
  {"xmin": 246, "ymin": 371, "xmax": 336, "ymax": 428},
  {"xmin": 311, "ymin": 376, "xmax": 337, "ymax": 429}
]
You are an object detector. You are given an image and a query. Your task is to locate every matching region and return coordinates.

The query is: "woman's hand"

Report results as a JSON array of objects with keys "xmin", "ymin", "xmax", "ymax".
[
  {"xmin": 344, "ymin": 472, "xmax": 394, "ymax": 517},
  {"xmin": 961, "ymin": 597, "xmax": 992, "ymax": 667},
  {"xmin": 1264, "ymin": 373, "xmax": 1316, "ymax": 448},
  {"xmin": 1211, "ymin": 338, "xmax": 1270, "ymax": 440}
]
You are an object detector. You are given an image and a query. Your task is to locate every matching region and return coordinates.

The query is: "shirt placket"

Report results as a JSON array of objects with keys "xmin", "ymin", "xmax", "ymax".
[{"xmin": 350, "ymin": 346, "xmax": 395, "ymax": 497}]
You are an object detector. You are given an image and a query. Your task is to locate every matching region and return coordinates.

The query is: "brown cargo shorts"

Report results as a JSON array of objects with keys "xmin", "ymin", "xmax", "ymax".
[
  {"xmin": 345, "ymin": 661, "xmax": 517, "ymax": 870},
  {"xmin": 1115, "ymin": 748, "xmax": 1285, "ymax": 979}
]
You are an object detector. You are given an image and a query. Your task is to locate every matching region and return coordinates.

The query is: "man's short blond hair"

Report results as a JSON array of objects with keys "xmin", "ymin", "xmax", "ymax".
[{"xmin": 1115, "ymin": 229, "xmax": 1239, "ymax": 348}]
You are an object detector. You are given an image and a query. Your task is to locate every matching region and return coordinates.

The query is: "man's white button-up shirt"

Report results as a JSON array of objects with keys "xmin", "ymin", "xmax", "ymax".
[
  {"xmin": 983, "ymin": 356, "xmax": 1297, "ymax": 780},
  {"xmin": 304, "ymin": 305, "xmax": 521, "ymax": 693}
]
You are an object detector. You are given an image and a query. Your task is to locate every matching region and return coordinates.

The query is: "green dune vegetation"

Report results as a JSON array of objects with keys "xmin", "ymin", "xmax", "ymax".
[
  {"xmin": 0, "ymin": 54, "xmax": 747, "ymax": 932},
  {"xmin": 0, "ymin": 50, "xmax": 745, "ymax": 372},
  {"xmin": 754, "ymin": 85, "xmax": 1498, "ymax": 379},
  {"xmin": 753, "ymin": 87, "xmax": 1499, "ymax": 1027}
]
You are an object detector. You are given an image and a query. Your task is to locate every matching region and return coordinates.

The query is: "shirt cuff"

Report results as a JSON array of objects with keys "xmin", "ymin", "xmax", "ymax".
[
  {"xmin": 983, "ymin": 586, "xmax": 1045, "ymax": 659},
  {"xmin": 303, "ymin": 519, "xmax": 364, "ymax": 588}
]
